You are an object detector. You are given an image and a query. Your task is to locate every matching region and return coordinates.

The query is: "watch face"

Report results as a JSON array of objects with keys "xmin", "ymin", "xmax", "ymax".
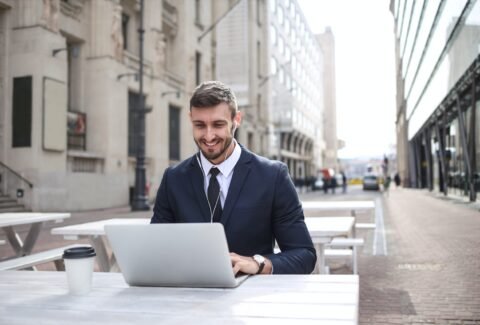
[{"xmin": 254, "ymin": 254, "xmax": 265, "ymax": 264}]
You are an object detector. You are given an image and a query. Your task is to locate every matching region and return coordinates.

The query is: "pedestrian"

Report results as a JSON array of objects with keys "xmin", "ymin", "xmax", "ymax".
[
  {"xmin": 330, "ymin": 175, "xmax": 337, "ymax": 194},
  {"xmin": 151, "ymin": 81, "xmax": 316, "ymax": 275},
  {"xmin": 322, "ymin": 176, "xmax": 329, "ymax": 193},
  {"xmin": 394, "ymin": 173, "xmax": 401, "ymax": 187},
  {"xmin": 384, "ymin": 175, "xmax": 391, "ymax": 196},
  {"xmin": 340, "ymin": 171, "xmax": 347, "ymax": 193}
]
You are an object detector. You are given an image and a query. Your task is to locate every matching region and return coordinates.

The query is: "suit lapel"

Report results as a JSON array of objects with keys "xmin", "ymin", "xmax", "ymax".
[
  {"xmin": 221, "ymin": 149, "xmax": 252, "ymax": 226},
  {"xmin": 188, "ymin": 156, "xmax": 211, "ymax": 222}
]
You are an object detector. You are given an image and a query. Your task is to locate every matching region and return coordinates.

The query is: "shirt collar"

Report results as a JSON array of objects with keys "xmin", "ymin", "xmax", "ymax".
[{"xmin": 199, "ymin": 139, "xmax": 241, "ymax": 177}]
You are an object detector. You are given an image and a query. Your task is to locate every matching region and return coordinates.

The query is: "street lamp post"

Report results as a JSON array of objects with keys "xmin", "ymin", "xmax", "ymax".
[{"xmin": 131, "ymin": 0, "xmax": 149, "ymax": 211}]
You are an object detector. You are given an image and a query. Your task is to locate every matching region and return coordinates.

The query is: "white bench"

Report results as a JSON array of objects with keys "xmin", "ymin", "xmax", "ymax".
[
  {"xmin": 0, "ymin": 239, "xmax": 5, "ymax": 245},
  {"xmin": 325, "ymin": 237, "xmax": 364, "ymax": 274},
  {"xmin": 0, "ymin": 244, "xmax": 81, "ymax": 271},
  {"xmin": 353, "ymin": 223, "xmax": 376, "ymax": 238},
  {"xmin": 355, "ymin": 223, "xmax": 376, "ymax": 230}
]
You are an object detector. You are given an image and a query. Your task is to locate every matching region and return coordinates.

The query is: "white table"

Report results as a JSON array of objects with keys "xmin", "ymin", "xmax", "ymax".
[
  {"xmin": 51, "ymin": 218, "xmax": 147, "ymax": 272},
  {"xmin": 0, "ymin": 213, "xmax": 70, "ymax": 258},
  {"xmin": 305, "ymin": 217, "xmax": 355, "ymax": 274},
  {"xmin": 0, "ymin": 271, "xmax": 359, "ymax": 324},
  {"xmin": 52, "ymin": 217, "xmax": 354, "ymax": 274},
  {"xmin": 301, "ymin": 200, "xmax": 375, "ymax": 216}
]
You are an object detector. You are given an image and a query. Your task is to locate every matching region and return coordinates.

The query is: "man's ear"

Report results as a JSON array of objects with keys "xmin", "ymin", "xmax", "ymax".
[{"xmin": 233, "ymin": 111, "xmax": 242, "ymax": 128}]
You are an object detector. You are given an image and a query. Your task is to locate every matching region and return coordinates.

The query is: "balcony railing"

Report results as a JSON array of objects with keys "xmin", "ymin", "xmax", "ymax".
[{"xmin": 67, "ymin": 151, "xmax": 105, "ymax": 173}]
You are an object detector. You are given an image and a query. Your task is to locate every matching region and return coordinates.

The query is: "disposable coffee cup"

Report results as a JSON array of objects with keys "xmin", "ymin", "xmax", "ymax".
[{"xmin": 63, "ymin": 246, "xmax": 96, "ymax": 295}]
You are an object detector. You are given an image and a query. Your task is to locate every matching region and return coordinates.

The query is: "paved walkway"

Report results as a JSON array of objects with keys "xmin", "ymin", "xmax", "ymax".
[
  {"xmin": 357, "ymin": 187, "xmax": 480, "ymax": 324},
  {"xmin": 1, "ymin": 187, "xmax": 480, "ymax": 324}
]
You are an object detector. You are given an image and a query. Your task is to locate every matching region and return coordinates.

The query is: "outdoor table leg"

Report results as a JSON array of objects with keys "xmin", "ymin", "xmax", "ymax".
[
  {"xmin": 21, "ymin": 222, "xmax": 43, "ymax": 255},
  {"xmin": 3, "ymin": 226, "xmax": 24, "ymax": 255},
  {"xmin": 3, "ymin": 222, "xmax": 43, "ymax": 256},
  {"xmin": 90, "ymin": 236, "xmax": 111, "ymax": 272},
  {"xmin": 314, "ymin": 242, "xmax": 327, "ymax": 274}
]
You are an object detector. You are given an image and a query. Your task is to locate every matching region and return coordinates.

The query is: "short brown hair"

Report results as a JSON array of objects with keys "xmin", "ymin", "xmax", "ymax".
[{"xmin": 190, "ymin": 81, "xmax": 238, "ymax": 119}]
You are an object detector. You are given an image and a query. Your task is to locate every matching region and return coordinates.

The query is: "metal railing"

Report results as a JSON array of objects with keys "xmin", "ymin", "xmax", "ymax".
[{"xmin": 0, "ymin": 161, "xmax": 33, "ymax": 209}]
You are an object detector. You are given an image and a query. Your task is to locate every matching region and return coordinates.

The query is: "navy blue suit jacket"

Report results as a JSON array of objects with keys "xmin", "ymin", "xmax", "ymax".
[{"xmin": 151, "ymin": 147, "xmax": 316, "ymax": 274}]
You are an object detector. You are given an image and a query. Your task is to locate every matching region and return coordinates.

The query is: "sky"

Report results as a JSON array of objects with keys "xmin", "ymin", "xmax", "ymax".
[{"xmin": 297, "ymin": 0, "xmax": 397, "ymax": 159}]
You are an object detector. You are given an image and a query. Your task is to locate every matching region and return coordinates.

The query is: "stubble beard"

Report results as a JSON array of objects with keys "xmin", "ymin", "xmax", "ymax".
[{"xmin": 195, "ymin": 135, "xmax": 234, "ymax": 164}]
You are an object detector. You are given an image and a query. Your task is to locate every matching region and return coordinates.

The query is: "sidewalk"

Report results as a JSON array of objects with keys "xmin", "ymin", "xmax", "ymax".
[
  {"xmin": 2, "ymin": 187, "xmax": 480, "ymax": 324},
  {"xmin": 356, "ymin": 187, "xmax": 480, "ymax": 324}
]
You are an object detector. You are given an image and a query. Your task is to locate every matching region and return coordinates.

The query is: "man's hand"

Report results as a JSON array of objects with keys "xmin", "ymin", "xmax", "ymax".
[{"xmin": 230, "ymin": 252, "xmax": 272, "ymax": 275}]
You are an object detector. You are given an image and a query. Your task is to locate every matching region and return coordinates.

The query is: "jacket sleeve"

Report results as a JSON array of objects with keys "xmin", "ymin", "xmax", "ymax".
[
  {"xmin": 150, "ymin": 167, "xmax": 176, "ymax": 224},
  {"xmin": 266, "ymin": 163, "xmax": 317, "ymax": 274}
]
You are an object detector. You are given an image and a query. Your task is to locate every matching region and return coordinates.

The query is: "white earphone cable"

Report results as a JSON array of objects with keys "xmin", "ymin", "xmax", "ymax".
[{"xmin": 195, "ymin": 123, "xmax": 236, "ymax": 222}]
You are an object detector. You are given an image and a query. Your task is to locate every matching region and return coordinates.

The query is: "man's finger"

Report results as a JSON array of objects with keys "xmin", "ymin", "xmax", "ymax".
[{"xmin": 232, "ymin": 263, "xmax": 241, "ymax": 275}]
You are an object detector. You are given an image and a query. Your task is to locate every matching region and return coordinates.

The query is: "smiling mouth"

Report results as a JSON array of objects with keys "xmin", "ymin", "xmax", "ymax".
[{"xmin": 204, "ymin": 141, "xmax": 220, "ymax": 148}]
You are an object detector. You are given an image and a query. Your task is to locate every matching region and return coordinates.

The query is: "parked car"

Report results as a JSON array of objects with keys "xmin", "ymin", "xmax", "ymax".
[
  {"xmin": 363, "ymin": 174, "xmax": 380, "ymax": 191},
  {"xmin": 312, "ymin": 178, "xmax": 324, "ymax": 191},
  {"xmin": 335, "ymin": 174, "xmax": 344, "ymax": 188}
]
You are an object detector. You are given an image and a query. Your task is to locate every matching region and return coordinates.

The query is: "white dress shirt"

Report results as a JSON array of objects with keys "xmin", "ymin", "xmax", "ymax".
[{"xmin": 199, "ymin": 139, "xmax": 242, "ymax": 208}]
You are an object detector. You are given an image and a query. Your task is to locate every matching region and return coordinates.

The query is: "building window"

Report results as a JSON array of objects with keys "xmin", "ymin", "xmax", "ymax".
[
  {"xmin": 195, "ymin": 51, "xmax": 202, "ymax": 85},
  {"xmin": 257, "ymin": 0, "xmax": 263, "ymax": 26},
  {"xmin": 278, "ymin": 67, "xmax": 284, "ymax": 84},
  {"xmin": 257, "ymin": 93, "xmax": 262, "ymax": 119},
  {"xmin": 195, "ymin": 0, "xmax": 203, "ymax": 27},
  {"xmin": 122, "ymin": 13, "xmax": 129, "ymax": 50},
  {"xmin": 285, "ymin": 46, "xmax": 291, "ymax": 61},
  {"xmin": 128, "ymin": 92, "xmax": 144, "ymax": 157},
  {"xmin": 286, "ymin": 73, "xmax": 291, "ymax": 90},
  {"xmin": 67, "ymin": 43, "xmax": 80, "ymax": 110},
  {"xmin": 270, "ymin": 57, "xmax": 277, "ymax": 75},
  {"xmin": 169, "ymin": 105, "xmax": 180, "ymax": 161},
  {"xmin": 278, "ymin": 6, "xmax": 284, "ymax": 25},
  {"xmin": 12, "ymin": 76, "xmax": 32, "ymax": 148},
  {"xmin": 270, "ymin": 25, "xmax": 277, "ymax": 45},
  {"xmin": 66, "ymin": 43, "xmax": 85, "ymax": 151},
  {"xmin": 257, "ymin": 41, "xmax": 262, "ymax": 77},
  {"xmin": 269, "ymin": 0, "xmax": 276, "ymax": 13},
  {"xmin": 67, "ymin": 111, "xmax": 86, "ymax": 151}
]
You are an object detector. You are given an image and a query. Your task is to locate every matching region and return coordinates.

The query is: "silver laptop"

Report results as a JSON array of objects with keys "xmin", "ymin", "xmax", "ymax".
[{"xmin": 105, "ymin": 223, "xmax": 249, "ymax": 288}]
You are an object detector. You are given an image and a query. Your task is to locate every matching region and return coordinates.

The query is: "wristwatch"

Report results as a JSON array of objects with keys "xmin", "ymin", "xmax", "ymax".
[{"xmin": 253, "ymin": 254, "xmax": 266, "ymax": 274}]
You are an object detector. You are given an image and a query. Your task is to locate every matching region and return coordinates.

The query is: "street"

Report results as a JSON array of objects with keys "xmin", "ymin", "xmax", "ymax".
[{"xmin": 2, "ymin": 185, "xmax": 480, "ymax": 324}]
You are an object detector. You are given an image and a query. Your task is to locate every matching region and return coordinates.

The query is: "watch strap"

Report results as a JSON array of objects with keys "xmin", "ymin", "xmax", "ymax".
[{"xmin": 254, "ymin": 255, "xmax": 265, "ymax": 274}]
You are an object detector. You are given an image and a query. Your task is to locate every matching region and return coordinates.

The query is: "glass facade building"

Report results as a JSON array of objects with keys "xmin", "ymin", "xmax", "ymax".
[{"xmin": 392, "ymin": 0, "xmax": 480, "ymax": 201}]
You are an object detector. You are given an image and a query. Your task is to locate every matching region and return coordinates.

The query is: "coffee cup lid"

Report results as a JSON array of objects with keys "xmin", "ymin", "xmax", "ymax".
[{"xmin": 63, "ymin": 246, "xmax": 96, "ymax": 259}]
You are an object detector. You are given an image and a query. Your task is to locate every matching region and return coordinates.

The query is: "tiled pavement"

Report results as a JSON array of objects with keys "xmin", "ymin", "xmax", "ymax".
[
  {"xmin": 1, "ymin": 187, "xmax": 480, "ymax": 324},
  {"xmin": 355, "ymin": 188, "xmax": 480, "ymax": 324}
]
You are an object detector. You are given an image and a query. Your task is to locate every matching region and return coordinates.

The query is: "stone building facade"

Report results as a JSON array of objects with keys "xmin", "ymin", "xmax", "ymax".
[
  {"xmin": 317, "ymin": 27, "xmax": 338, "ymax": 172},
  {"xmin": 0, "ymin": 0, "xmax": 331, "ymax": 211},
  {"xmin": 265, "ymin": 0, "xmax": 325, "ymax": 183},
  {"xmin": 0, "ymin": 0, "xmax": 216, "ymax": 211}
]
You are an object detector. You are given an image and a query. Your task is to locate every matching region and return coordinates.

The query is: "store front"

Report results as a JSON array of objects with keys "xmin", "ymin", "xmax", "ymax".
[{"xmin": 410, "ymin": 55, "xmax": 480, "ymax": 201}]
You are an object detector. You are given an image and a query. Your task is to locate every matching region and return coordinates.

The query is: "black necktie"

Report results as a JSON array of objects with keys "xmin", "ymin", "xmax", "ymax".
[{"xmin": 208, "ymin": 167, "xmax": 222, "ymax": 223}]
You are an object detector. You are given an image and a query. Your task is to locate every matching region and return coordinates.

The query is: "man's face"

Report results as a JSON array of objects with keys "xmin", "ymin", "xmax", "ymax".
[{"xmin": 190, "ymin": 102, "xmax": 240, "ymax": 165}]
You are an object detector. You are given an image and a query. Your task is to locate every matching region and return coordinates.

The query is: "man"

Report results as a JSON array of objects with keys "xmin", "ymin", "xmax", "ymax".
[
  {"xmin": 151, "ymin": 81, "xmax": 316, "ymax": 275},
  {"xmin": 341, "ymin": 171, "xmax": 347, "ymax": 193}
]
